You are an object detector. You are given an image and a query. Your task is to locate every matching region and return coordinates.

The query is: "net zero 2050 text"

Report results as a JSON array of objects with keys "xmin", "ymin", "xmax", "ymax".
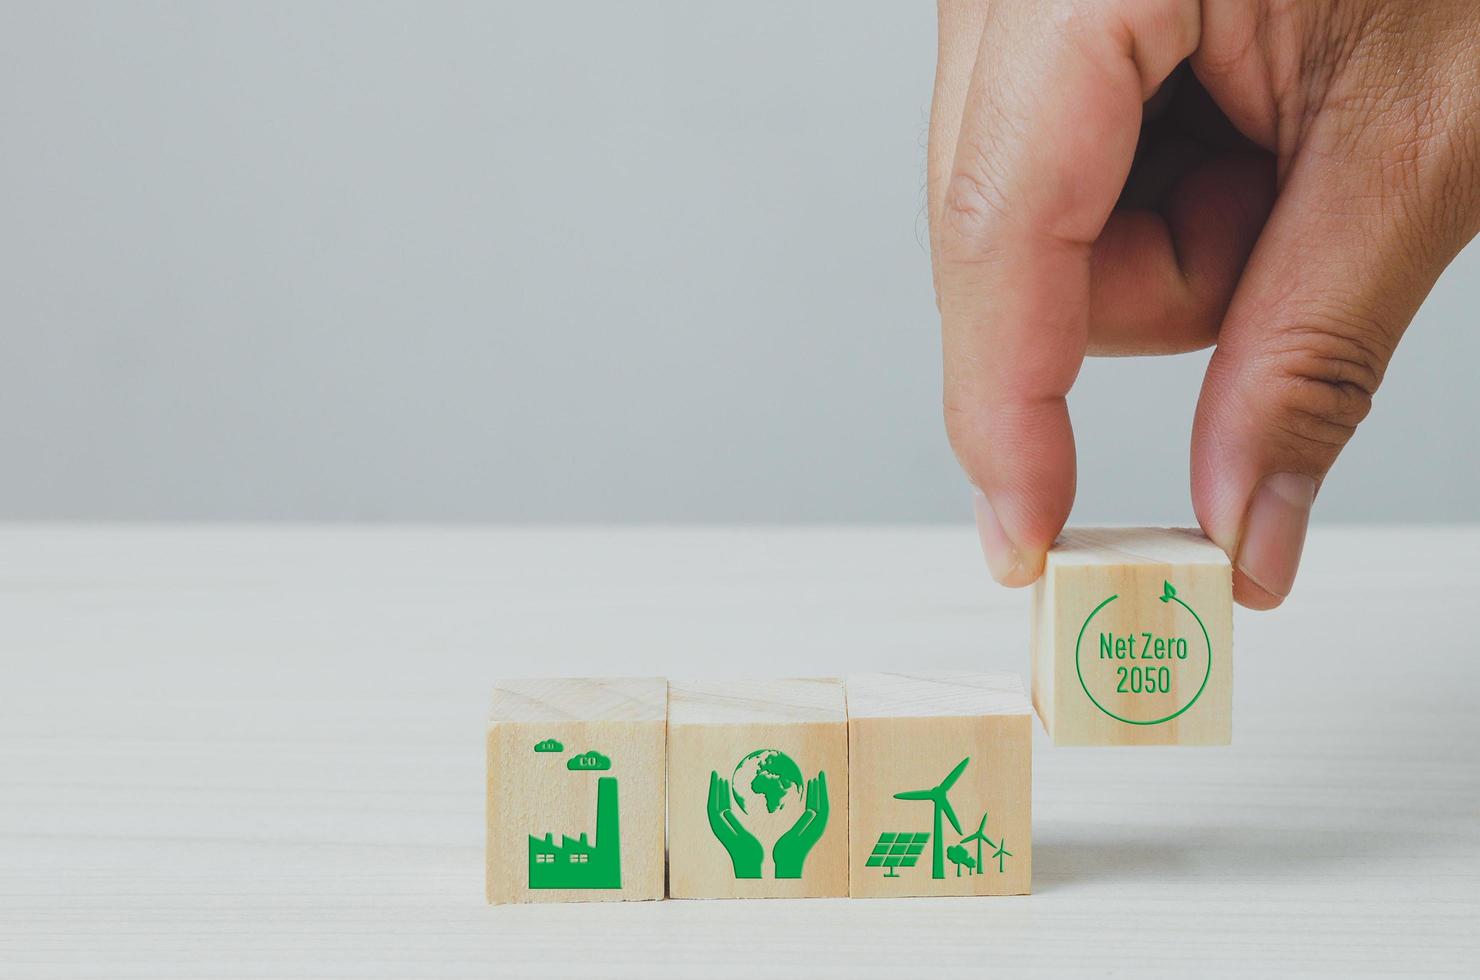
[{"xmin": 1099, "ymin": 632, "xmax": 1187, "ymax": 694}]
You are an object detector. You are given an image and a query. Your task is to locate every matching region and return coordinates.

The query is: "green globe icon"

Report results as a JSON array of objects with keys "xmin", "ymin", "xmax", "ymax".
[{"xmin": 731, "ymin": 749, "xmax": 805, "ymax": 817}]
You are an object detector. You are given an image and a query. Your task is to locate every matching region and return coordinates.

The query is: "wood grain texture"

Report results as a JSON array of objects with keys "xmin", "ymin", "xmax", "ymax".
[
  {"xmin": 667, "ymin": 679, "xmax": 848, "ymax": 899},
  {"xmin": 1, "ymin": 525, "xmax": 1476, "ymax": 978},
  {"xmin": 487, "ymin": 677, "xmax": 666, "ymax": 904},
  {"xmin": 847, "ymin": 673, "xmax": 1031, "ymax": 898},
  {"xmin": 1031, "ymin": 528, "xmax": 1233, "ymax": 746}
]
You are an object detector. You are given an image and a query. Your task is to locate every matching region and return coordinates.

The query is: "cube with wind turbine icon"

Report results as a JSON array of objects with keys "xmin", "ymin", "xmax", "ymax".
[{"xmin": 847, "ymin": 673, "xmax": 1031, "ymax": 897}]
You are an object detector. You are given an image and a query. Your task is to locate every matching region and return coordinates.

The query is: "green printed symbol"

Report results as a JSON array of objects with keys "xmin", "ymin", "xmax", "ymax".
[
  {"xmin": 1075, "ymin": 579, "xmax": 1213, "ymax": 726},
  {"xmin": 960, "ymin": 810, "xmax": 1011, "ymax": 875},
  {"xmin": 882, "ymin": 762, "xmax": 1013, "ymax": 882},
  {"xmin": 706, "ymin": 749, "xmax": 829, "ymax": 879},
  {"xmin": 708, "ymin": 772, "xmax": 763, "ymax": 878},
  {"xmin": 989, "ymin": 837, "xmax": 1013, "ymax": 873},
  {"xmin": 865, "ymin": 832, "xmax": 929, "ymax": 877},
  {"xmin": 773, "ymin": 773, "xmax": 828, "ymax": 878},
  {"xmin": 960, "ymin": 811, "xmax": 991, "ymax": 874},
  {"xmin": 946, "ymin": 843, "xmax": 975, "ymax": 877},
  {"xmin": 732, "ymin": 749, "xmax": 804, "ymax": 814},
  {"xmin": 528, "ymin": 775, "xmax": 621, "ymax": 889},
  {"xmin": 893, "ymin": 757, "xmax": 969, "ymax": 880},
  {"xmin": 526, "ymin": 745, "xmax": 621, "ymax": 889}
]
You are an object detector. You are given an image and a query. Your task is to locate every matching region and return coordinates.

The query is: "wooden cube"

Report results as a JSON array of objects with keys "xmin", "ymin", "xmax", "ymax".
[
  {"xmin": 846, "ymin": 672, "xmax": 1031, "ymax": 897},
  {"xmin": 1031, "ymin": 527, "xmax": 1233, "ymax": 746},
  {"xmin": 485, "ymin": 677, "xmax": 666, "ymax": 904},
  {"xmin": 667, "ymin": 678, "xmax": 849, "ymax": 899}
]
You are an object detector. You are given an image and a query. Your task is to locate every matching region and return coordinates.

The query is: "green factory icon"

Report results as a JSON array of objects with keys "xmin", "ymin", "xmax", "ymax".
[{"xmin": 527, "ymin": 738, "xmax": 622, "ymax": 890}]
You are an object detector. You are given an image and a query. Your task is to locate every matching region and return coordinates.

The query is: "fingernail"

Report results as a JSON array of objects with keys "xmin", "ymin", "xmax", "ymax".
[
  {"xmin": 1236, "ymin": 473, "xmax": 1316, "ymax": 598},
  {"xmin": 972, "ymin": 487, "xmax": 1023, "ymax": 583}
]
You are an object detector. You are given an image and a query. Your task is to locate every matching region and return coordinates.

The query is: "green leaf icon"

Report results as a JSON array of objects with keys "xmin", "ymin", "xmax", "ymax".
[{"xmin": 1160, "ymin": 581, "xmax": 1177, "ymax": 603}]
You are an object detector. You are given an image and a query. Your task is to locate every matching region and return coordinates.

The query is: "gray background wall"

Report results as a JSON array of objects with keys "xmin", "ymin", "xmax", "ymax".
[{"xmin": 1, "ymin": 2, "xmax": 1475, "ymax": 523}]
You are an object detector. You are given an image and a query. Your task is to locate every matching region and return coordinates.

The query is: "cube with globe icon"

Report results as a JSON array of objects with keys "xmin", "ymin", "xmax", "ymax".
[{"xmin": 667, "ymin": 678, "xmax": 849, "ymax": 899}]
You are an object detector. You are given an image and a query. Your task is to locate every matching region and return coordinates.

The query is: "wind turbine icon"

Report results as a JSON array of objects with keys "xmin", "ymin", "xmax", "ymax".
[
  {"xmin": 960, "ymin": 810, "xmax": 996, "ymax": 876},
  {"xmin": 990, "ymin": 837, "xmax": 1013, "ymax": 873},
  {"xmin": 893, "ymin": 757, "xmax": 969, "ymax": 879}
]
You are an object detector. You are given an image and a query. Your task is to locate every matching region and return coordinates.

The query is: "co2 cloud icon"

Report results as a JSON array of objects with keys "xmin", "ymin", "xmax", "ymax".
[
  {"xmin": 567, "ymin": 750, "xmax": 611, "ymax": 771},
  {"xmin": 533, "ymin": 738, "xmax": 564, "ymax": 753}
]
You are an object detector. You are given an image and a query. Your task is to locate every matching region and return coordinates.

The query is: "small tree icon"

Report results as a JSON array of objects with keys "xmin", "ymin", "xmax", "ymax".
[{"xmin": 946, "ymin": 843, "xmax": 976, "ymax": 877}]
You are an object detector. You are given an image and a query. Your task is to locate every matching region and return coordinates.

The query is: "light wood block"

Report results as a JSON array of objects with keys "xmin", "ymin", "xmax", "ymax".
[
  {"xmin": 486, "ymin": 677, "xmax": 666, "ymax": 904},
  {"xmin": 1031, "ymin": 527, "xmax": 1233, "ymax": 746},
  {"xmin": 846, "ymin": 672, "xmax": 1031, "ymax": 897},
  {"xmin": 667, "ymin": 678, "xmax": 849, "ymax": 899}
]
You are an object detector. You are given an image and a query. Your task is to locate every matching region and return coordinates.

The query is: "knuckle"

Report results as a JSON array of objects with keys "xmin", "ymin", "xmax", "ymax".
[
  {"xmin": 940, "ymin": 166, "xmax": 1012, "ymax": 259},
  {"xmin": 1265, "ymin": 310, "xmax": 1393, "ymax": 455},
  {"xmin": 1269, "ymin": 376, "xmax": 1367, "ymax": 457},
  {"xmin": 936, "ymin": 86, "xmax": 1025, "ymax": 264}
]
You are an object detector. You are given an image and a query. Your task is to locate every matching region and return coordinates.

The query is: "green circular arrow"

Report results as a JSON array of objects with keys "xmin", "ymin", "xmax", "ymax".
[{"xmin": 1073, "ymin": 586, "xmax": 1213, "ymax": 726}]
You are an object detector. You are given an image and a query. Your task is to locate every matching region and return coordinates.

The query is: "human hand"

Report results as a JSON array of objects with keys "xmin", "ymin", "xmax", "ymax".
[
  {"xmin": 930, "ymin": 0, "xmax": 1480, "ymax": 607},
  {"xmin": 772, "ymin": 772, "xmax": 829, "ymax": 879},
  {"xmin": 707, "ymin": 771, "xmax": 763, "ymax": 879}
]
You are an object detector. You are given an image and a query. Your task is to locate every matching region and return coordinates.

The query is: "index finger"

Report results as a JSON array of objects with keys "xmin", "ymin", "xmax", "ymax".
[{"xmin": 931, "ymin": 0, "xmax": 1199, "ymax": 582}]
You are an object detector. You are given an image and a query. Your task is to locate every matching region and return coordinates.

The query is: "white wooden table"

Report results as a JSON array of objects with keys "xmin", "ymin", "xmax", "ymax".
[{"xmin": 2, "ymin": 525, "xmax": 1476, "ymax": 978}]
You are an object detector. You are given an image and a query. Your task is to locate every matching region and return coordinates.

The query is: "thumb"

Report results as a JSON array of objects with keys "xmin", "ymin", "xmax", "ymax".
[{"xmin": 1191, "ymin": 79, "xmax": 1480, "ymax": 608}]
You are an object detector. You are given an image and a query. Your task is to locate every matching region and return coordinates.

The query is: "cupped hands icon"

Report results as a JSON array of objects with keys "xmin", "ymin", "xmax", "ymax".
[
  {"xmin": 706, "ymin": 769, "xmax": 829, "ymax": 879},
  {"xmin": 772, "ymin": 772, "xmax": 828, "ymax": 878},
  {"xmin": 707, "ymin": 771, "xmax": 763, "ymax": 878}
]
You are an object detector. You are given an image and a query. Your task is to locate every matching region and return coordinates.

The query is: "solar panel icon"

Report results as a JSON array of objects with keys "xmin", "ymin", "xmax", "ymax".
[{"xmin": 864, "ymin": 831, "xmax": 929, "ymax": 877}]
